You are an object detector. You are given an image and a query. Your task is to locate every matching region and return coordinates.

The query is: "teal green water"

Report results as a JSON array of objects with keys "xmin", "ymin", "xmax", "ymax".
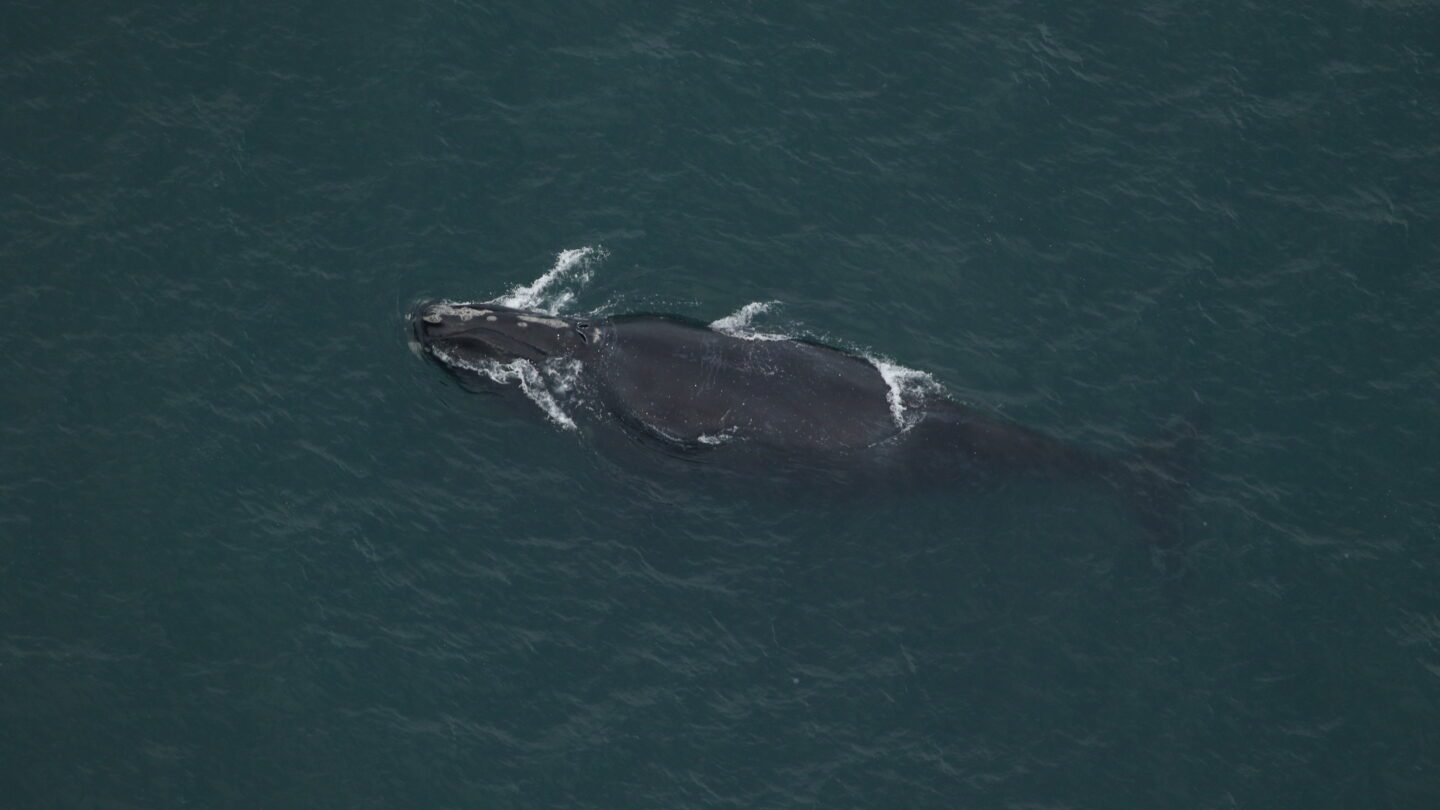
[{"xmin": 4, "ymin": 2, "xmax": 1439, "ymax": 807}]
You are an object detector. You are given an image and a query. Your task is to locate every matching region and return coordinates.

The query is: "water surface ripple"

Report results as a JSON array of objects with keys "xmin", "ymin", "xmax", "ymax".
[{"xmin": 2, "ymin": 2, "xmax": 1438, "ymax": 807}]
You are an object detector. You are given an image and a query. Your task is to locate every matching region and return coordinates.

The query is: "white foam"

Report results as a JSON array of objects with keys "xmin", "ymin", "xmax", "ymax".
[
  {"xmin": 696, "ymin": 430, "xmax": 736, "ymax": 446},
  {"xmin": 493, "ymin": 246, "xmax": 604, "ymax": 314},
  {"xmin": 430, "ymin": 347, "xmax": 578, "ymax": 430},
  {"xmin": 869, "ymin": 357, "xmax": 944, "ymax": 430},
  {"xmin": 711, "ymin": 302, "xmax": 940, "ymax": 429},
  {"xmin": 421, "ymin": 247, "xmax": 605, "ymax": 430},
  {"xmin": 544, "ymin": 357, "xmax": 586, "ymax": 396},
  {"xmin": 711, "ymin": 301, "xmax": 776, "ymax": 331},
  {"xmin": 710, "ymin": 301, "xmax": 790, "ymax": 341}
]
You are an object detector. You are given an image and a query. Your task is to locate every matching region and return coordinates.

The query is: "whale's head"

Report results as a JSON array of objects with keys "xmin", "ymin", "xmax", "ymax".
[{"xmin": 411, "ymin": 302, "xmax": 599, "ymax": 368}]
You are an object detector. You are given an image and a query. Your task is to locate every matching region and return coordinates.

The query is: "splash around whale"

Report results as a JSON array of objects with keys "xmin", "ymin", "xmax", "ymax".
[{"xmin": 409, "ymin": 297, "xmax": 1201, "ymax": 555}]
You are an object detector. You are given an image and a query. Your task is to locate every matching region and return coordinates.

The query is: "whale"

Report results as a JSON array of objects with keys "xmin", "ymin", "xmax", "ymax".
[{"xmin": 411, "ymin": 300, "xmax": 1199, "ymax": 555}]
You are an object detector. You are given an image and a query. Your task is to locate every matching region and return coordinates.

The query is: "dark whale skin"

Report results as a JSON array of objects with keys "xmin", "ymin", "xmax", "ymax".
[
  {"xmin": 589, "ymin": 316, "xmax": 1118, "ymax": 486},
  {"xmin": 412, "ymin": 302, "xmax": 1200, "ymax": 555},
  {"xmin": 590, "ymin": 315, "xmax": 900, "ymax": 454}
]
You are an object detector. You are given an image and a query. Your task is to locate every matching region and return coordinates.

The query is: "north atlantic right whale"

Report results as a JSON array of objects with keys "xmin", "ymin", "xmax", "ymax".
[{"xmin": 411, "ymin": 300, "xmax": 1200, "ymax": 556}]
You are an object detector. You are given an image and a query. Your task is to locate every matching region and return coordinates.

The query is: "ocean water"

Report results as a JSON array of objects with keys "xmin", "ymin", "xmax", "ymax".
[{"xmin": 3, "ymin": 2, "xmax": 1438, "ymax": 807}]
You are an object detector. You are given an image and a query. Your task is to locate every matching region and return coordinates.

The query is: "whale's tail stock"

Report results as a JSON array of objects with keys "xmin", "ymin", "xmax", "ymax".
[
  {"xmin": 909, "ymin": 401, "xmax": 1205, "ymax": 567},
  {"xmin": 1113, "ymin": 411, "xmax": 1207, "ymax": 578},
  {"xmin": 908, "ymin": 401, "xmax": 1206, "ymax": 576}
]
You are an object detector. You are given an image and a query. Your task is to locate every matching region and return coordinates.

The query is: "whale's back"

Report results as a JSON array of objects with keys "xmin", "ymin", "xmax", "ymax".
[{"xmin": 592, "ymin": 317, "xmax": 899, "ymax": 453}]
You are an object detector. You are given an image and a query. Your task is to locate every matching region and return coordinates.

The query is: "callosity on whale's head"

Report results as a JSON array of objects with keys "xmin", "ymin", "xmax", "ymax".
[{"xmin": 411, "ymin": 301, "xmax": 599, "ymax": 366}]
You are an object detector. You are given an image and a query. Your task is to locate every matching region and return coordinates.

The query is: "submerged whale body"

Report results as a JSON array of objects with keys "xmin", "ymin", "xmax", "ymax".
[{"xmin": 411, "ymin": 301, "xmax": 1198, "ymax": 551}]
